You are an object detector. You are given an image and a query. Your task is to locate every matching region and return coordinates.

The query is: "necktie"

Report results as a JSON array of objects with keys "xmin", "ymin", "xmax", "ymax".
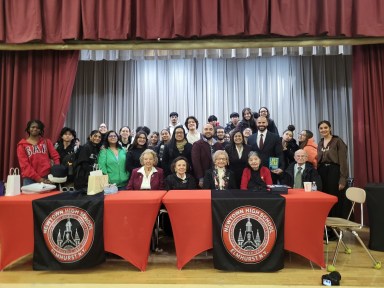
[
  {"xmin": 294, "ymin": 166, "xmax": 303, "ymax": 188},
  {"xmin": 259, "ymin": 134, "xmax": 264, "ymax": 150}
]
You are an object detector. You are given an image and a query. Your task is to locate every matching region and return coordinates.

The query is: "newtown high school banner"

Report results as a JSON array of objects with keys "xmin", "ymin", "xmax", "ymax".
[
  {"xmin": 32, "ymin": 192, "xmax": 105, "ymax": 270},
  {"xmin": 212, "ymin": 190, "xmax": 285, "ymax": 271}
]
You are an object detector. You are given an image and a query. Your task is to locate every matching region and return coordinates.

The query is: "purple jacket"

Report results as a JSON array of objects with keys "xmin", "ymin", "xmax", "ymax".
[
  {"xmin": 191, "ymin": 139, "xmax": 223, "ymax": 180},
  {"xmin": 126, "ymin": 167, "xmax": 164, "ymax": 190}
]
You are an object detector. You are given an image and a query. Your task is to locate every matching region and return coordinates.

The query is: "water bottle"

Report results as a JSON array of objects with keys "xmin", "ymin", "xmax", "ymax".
[{"xmin": 311, "ymin": 181, "xmax": 317, "ymax": 191}]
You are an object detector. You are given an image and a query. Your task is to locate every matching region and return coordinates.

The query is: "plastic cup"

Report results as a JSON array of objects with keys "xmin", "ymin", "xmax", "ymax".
[{"xmin": 304, "ymin": 182, "xmax": 312, "ymax": 192}]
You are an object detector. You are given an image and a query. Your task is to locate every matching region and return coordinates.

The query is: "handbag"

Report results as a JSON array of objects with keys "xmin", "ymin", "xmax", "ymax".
[
  {"xmin": 5, "ymin": 168, "xmax": 21, "ymax": 196},
  {"xmin": 87, "ymin": 165, "xmax": 109, "ymax": 195}
]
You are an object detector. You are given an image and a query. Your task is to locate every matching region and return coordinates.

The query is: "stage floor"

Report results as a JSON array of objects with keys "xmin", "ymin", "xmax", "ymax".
[{"xmin": 0, "ymin": 228, "xmax": 383, "ymax": 287}]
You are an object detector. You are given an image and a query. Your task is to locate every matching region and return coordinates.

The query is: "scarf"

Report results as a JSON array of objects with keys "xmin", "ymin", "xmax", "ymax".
[
  {"xmin": 176, "ymin": 139, "xmax": 187, "ymax": 153},
  {"xmin": 213, "ymin": 168, "xmax": 230, "ymax": 190}
]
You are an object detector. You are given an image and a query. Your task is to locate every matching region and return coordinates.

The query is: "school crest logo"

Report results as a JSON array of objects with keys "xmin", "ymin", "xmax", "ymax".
[
  {"xmin": 221, "ymin": 205, "xmax": 277, "ymax": 264},
  {"xmin": 42, "ymin": 206, "xmax": 95, "ymax": 263}
]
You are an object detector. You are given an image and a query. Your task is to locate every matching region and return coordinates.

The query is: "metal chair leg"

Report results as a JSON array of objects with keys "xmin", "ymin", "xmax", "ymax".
[
  {"xmin": 332, "ymin": 228, "xmax": 349, "ymax": 253},
  {"xmin": 331, "ymin": 230, "xmax": 343, "ymax": 267},
  {"xmin": 351, "ymin": 230, "xmax": 382, "ymax": 269}
]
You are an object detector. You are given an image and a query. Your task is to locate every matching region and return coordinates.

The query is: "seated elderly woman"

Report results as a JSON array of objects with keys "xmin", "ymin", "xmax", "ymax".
[
  {"xmin": 240, "ymin": 151, "xmax": 273, "ymax": 191},
  {"xmin": 203, "ymin": 150, "xmax": 237, "ymax": 190},
  {"xmin": 165, "ymin": 156, "xmax": 197, "ymax": 190},
  {"xmin": 126, "ymin": 149, "xmax": 164, "ymax": 190}
]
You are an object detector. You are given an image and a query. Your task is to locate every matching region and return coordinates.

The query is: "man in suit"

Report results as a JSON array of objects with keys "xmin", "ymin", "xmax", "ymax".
[
  {"xmin": 248, "ymin": 116, "xmax": 284, "ymax": 183},
  {"xmin": 281, "ymin": 149, "xmax": 322, "ymax": 190}
]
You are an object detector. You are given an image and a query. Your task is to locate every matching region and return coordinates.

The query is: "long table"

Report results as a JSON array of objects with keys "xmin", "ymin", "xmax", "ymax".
[
  {"xmin": 0, "ymin": 190, "xmax": 166, "ymax": 271},
  {"xmin": 162, "ymin": 189, "xmax": 337, "ymax": 269}
]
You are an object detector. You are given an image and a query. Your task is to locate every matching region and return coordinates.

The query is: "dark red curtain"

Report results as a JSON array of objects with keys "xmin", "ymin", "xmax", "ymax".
[
  {"xmin": 0, "ymin": 50, "xmax": 79, "ymax": 181},
  {"xmin": 353, "ymin": 45, "xmax": 384, "ymax": 188},
  {"xmin": 1, "ymin": 0, "xmax": 384, "ymax": 43}
]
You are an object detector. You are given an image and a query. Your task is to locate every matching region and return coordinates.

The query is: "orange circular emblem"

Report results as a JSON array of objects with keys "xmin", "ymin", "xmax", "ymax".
[
  {"xmin": 42, "ymin": 206, "xmax": 95, "ymax": 263},
  {"xmin": 221, "ymin": 205, "xmax": 277, "ymax": 264}
]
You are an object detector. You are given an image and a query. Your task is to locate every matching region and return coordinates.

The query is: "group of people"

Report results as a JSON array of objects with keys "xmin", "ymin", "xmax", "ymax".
[{"xmin": 16, "ymin": 107, "xmax": 349, "ymax": 219}]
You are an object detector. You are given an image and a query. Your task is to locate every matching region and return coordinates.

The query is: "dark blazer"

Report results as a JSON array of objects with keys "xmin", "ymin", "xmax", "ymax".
[
  {"xmin": 225, "ymin": 144, "xmax": 252, "ymax": 188},
  {"xmin": 281, "ymin": 162, "xmax": 323, "ymax": 191},
  {"xmin": 203, "ymin": 168, "xmax": 237, "ymax": 190},
  {"xmin": 248, "ymin": 131, "xmax": 285, "ymax": 170},
  {"xmin": 161, "ymin": 142, "xmax": 193, "ymax": 176},
  {"xmin": 164, "ymin": 173, "xmax": 197, "ymax": 190},
  {"xmin": 126, "ymin": 167, "xmax": 164, "ymax": 190}
]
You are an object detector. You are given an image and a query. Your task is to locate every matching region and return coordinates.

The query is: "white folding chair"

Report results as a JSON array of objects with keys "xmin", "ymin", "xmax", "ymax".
[{"xmin": 325, "ymin": 187, "xmax": 382, "ymax": 271}]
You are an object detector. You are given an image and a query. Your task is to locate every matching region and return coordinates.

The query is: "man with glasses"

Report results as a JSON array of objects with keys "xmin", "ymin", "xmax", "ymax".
[
  {"xmin": 215, "ymin": 126, "xmax": 229, "ymax": 149},
  {"xmin": 281, "ymin": 149, "xmax": 322, "ymax": 190}
]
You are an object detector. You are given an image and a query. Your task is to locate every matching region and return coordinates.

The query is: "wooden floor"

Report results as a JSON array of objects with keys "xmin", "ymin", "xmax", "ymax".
[{"xmin": 0, "ymin": 227, "xmax": 383, "ymax": 287}]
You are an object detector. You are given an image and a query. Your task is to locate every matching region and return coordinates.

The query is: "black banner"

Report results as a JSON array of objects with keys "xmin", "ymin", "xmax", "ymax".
[
  {"xmin": 32, "ymin": 192, "xmax": 105, "ymax": 270},
  {"xmin": 212, "ymin": 190, "xmax": 285, "ymax": 271}
]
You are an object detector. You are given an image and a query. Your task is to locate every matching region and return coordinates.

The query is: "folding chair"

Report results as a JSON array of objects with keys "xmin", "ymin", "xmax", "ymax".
[
  {"xmin": 325, "ymin": 187, "xmax": 382, "ymax": 271},
  {"xmin": 150, "ymin": 208, "xmax": 169, "ymax": 252}
]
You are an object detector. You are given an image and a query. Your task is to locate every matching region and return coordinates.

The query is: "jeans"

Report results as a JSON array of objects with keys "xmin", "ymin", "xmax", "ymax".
[{"xmin": 23, "ymin": 178, "xmax": 36, "ymax": 186}]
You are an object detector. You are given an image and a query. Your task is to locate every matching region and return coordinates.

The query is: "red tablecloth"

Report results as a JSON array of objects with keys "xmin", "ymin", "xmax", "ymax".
[
  {"xmin": 104, "ymin": 190, "xmax": 166, "ymax": 271},
  {"xmin": 162, "ymin": 189, "xmax": 337, "ymax": 269},
  {"xmin": 0, "ymin": 192, "xmax": 59, "ymax": 270},
  {"xmin": 0, "ymin": 190, "xmax": 166, "ymax": 271}
]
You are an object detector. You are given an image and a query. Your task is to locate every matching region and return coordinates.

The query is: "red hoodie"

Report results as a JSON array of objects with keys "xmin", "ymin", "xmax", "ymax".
[{"xmin": 17, "ymin": 137, "xmax": 60, "ymax": 182}]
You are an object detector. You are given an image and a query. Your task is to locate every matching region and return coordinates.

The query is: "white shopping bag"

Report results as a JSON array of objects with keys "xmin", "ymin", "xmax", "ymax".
[
  {"xmin": 87, "ymin": 174, "xmax": 109, "ymax": 195},
  {"xmin": 87, "ymin": 164, "xmax": 108, "ymax": 195},
  {"xmin": 5, "ymin": 168, "xmax": 21, "ymax": 196}
]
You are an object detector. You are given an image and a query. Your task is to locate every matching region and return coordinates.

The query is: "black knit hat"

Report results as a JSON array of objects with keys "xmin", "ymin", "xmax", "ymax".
[{"xmin": 48, "ymin": 165, "xmax": 68, "ymax": 183}]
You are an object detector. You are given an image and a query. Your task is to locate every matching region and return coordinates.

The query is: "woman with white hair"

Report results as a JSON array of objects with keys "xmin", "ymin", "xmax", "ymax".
[
  {"xmin": 126, "ymin": 149, "xmax": 164, "ymax": 190},
  {"xmin": 240, "ymin": 151, "xmax": 272, "ymax": 191},
  {"xmin": 203, "ymin": 150, "xmax": 236, "ymax": 190}
]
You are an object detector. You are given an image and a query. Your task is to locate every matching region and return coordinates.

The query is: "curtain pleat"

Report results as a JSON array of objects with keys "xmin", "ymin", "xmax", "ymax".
[
  {"xmin": 0, "ymin": 50, "xmax": 79, "ymax": 180},
  {"xmin": 1, "ymin": 0, "xmax": 384, "ymax": 43},
  {"xmin": 353, "ymin": 45, "xmax": 384, "ymax": 187}
]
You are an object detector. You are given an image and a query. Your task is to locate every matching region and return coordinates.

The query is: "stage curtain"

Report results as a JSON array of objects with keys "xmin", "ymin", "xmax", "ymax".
[
  {"xmin": 1, "ymin": 0, "xmax": 384, "ymax": 43},
  {"xmin": 66, "ymin": 55, "xmax": 353, "ymax": 175},
  {"xmin": 0, "ymin": 50, "xmax": 79, "ymax": 180},
  {"xmin": 353, "ymin": 45, "xmax": 384, "ymax": 187},
  {"xmin": 270, "ymin": 0, "xmax": 384, "ymax": 37}
]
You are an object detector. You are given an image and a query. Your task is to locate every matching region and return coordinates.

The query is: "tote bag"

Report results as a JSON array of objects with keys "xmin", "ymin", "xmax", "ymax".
[
  {"xmin": 87, "ymin": 165, "xmax": 109, "ymax": 195},
  {"xmin": 5, "ymin": 168, "xmax": 21, "ymax": 196}
]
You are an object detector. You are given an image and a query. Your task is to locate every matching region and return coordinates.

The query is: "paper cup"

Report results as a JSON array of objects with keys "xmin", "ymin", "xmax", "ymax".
[{"xmin": 304, "ymin": 182, "xmax": 312, "ymax": 192}]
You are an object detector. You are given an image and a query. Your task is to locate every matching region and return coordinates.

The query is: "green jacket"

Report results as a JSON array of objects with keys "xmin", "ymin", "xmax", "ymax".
[{"xmin": 98, "ymin": 147, "xmax": 130, "ymax": 187}]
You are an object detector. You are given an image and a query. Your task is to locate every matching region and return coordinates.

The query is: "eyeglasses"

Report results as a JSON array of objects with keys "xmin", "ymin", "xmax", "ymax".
[
  {"xmin": 61, "ymin": 186, "xmax": 76, "ymax": 192},
  {"xmin": 295, "ymin": 155, "xmax": 308, "ymax": 158}
]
